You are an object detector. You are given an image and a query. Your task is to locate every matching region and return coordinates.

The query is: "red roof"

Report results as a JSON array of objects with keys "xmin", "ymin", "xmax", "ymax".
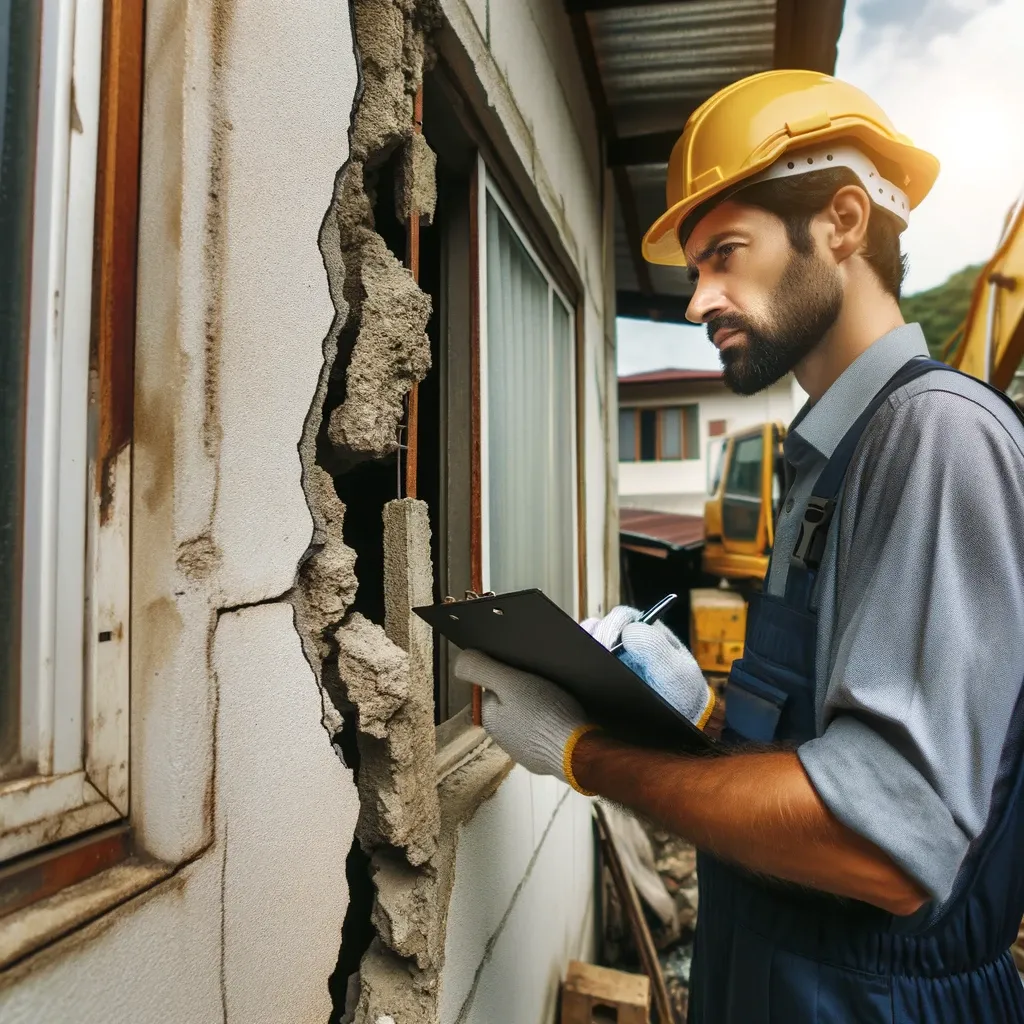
[
  {"xmin": 619, "ymin": 507, "xmax": 705, "ymax": 552},
  {"xmin": 618, "ymin": 368, "xmax": 723, "ymax": 385}
]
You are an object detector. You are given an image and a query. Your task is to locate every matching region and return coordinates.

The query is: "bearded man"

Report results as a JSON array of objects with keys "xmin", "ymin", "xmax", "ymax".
[{"xmin": 456, "ymin": 71, "xmax": 1024, "ymax": 1023}]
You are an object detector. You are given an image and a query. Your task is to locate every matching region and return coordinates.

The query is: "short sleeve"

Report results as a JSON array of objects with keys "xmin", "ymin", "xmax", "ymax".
[{"xmin": 797, "ymin": 381, "xmax": 1024, "ymax": 902}]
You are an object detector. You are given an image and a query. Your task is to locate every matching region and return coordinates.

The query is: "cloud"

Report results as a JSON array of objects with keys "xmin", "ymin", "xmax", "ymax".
[
  {"xmin": 616, "ymin": 317, "xmax": 720, "ymax": 376},
  {"xmin": 851, "ymin": 0, "xmax": 999, "ymax": 53},
  {"xmin": 836, "ymin": 0, "xmax": 1024, "ymax": 293}
]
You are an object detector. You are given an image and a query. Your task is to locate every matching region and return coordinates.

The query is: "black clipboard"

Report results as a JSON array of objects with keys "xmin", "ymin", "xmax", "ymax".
[{"xmin": 415, "ymin": 588, "xmax": 715, "ymax": 754}]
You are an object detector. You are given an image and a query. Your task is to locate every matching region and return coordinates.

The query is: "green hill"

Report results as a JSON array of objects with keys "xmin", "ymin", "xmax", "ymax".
[{"xmin": 900, "ymin": 264, "xmax": 984, "ymax": 359}]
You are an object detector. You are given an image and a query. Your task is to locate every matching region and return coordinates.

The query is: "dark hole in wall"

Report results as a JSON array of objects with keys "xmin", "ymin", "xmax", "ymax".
[
  {"xmin": 323, "ymin": 148, "xmax": 410, "ymax": 1021},
  {"xmin": 327, "ymin": 702, "xmax": 375, "ymax": 1022}
]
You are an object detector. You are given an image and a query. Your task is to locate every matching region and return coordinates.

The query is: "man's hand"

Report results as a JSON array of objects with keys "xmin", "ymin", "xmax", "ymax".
[
  {"xmin": 582, "ymin": 606, "xmax": 715, "ymax": 729},
  {"xmin": 453, "ymin": 650, "xmax": 595, "ymax": 786}
]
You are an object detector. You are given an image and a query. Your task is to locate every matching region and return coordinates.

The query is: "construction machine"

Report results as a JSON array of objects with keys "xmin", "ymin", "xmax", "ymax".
[{"xmin": 691, "ymin": 191, "xmax": 1024, "ymax": 674}]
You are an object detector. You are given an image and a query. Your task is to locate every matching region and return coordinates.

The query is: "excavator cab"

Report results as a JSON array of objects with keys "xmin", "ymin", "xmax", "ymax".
[
  {"xmin": 702, "ymin": 422, "xmax": 786, "ymax": 584},
  {"xmin": 692, "ymin": 423, "xmax": 785, "ymax": 675}
]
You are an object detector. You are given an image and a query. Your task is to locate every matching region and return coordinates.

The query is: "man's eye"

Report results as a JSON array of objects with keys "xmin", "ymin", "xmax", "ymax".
[{"xmin": 717, "ymin": 243, "xmax": 737, "ymax": 261}]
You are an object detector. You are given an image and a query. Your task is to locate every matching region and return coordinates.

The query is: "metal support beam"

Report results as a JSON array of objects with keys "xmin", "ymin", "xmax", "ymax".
[
  {"xmin": 567, "ymin": 10, "xmax": 654, "ymax": 294},
  {"xmin": 774, "ymin": 0, "xmax": 846, "ymax": 73},
  {"xmin": 607, "ymin": 130, "xmax": 683, "ymax": 168},
  {"xmin": 617, "ymin": 289, "xmax": 694, "ymax": 324}
]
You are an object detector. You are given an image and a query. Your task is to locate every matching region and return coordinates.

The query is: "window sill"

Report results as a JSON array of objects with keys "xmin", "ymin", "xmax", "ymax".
[
  {"xmin": 436, "ymin": 705, "xmax": 490, "ymax": 781},
  {"xmin": 0, "ymin": 857, "xmax": 171, "ymax": 973}
]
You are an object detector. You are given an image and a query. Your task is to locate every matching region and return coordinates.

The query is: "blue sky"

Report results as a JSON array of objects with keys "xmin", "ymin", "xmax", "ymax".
[{"xmin": 618, "ymin": 0, "xmax": 1024, "ymax": 377}]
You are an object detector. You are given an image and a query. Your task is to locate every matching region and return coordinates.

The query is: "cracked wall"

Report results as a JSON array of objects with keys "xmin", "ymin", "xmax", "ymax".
[
  {"xmin": 0, "ymin": 0, "xmax": 610, "ymax": 1021},
  {"xmin": 287, "ymin": 1, "xmax": 465, "ymax": 1021},
  {"xmin": 0, "ymin": 1, "xmax": 364, "ymax": 1021}
]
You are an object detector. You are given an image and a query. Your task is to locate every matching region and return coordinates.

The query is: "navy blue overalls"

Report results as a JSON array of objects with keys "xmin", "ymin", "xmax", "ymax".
[{"xmin": 688, "ymin": 358, "xmax": 1024, "ymax": 1023}]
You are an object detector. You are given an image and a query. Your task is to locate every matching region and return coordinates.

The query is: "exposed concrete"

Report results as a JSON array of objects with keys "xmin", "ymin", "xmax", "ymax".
[
  {"xmin": 396, "ymin": 132, "xmax": 438, "ymax": 226},
  {"xmin": 327, "ymin": 233, "xmax": 432, "ymax": 461}
]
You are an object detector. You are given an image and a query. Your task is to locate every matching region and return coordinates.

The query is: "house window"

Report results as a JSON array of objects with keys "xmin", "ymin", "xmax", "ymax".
[
  {"xmin": 482, "ymin": 179, "xmax": 577, "ymax": 616},
  {"xmin": 1, "ymin": 1, "xmax": 134, "ymax": 867},
  {"xmin": 618, "ymin": 409, "xmax": 637, "ymax": 463},
  {"xmin": 619, "ymin": 405, "xmax": 699, "ymax": 462},
  {"xmin": 420, "ymin": 88, "xmax": 582, "ymax": 723}
]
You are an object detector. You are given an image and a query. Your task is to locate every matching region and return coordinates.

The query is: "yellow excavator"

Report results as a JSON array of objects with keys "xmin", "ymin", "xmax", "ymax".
[{"xmin": 691, "ymin": 193, "xmax": 1024, "ymax": 674}]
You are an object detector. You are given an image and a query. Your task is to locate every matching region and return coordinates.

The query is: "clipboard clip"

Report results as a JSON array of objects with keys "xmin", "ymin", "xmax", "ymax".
[{"xmin": 442, "ymin": 591, "xmax": 496, "ymax": 603}]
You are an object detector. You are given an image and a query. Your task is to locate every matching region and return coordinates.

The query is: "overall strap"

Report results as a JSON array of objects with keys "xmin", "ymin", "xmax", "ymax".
[{"xmin": 784, "ymin": 358, "xmax": 1024, "ymax": 606}]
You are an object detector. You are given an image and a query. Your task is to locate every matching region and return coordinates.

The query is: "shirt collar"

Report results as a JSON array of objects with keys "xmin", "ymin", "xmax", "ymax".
[{"xmin": 787, "ymin": 323, "xmax": 929, "ymax": 461}]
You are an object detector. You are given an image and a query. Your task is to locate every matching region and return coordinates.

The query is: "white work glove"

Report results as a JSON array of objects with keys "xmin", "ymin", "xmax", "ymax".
[
  {"xmin": 453, "ymin": 649, "xmax": 594, "ymax": 788},
  {"xmin": 581, "ymin": 605, "xmax": 715, "ymax": 729}
]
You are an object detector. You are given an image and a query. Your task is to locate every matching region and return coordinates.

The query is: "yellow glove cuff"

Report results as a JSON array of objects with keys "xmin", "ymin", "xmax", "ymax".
[
  {"xmin": 563, "ymin": 724, "xmax": 601, "ymax": 796},
  {"xmin": 695, "ymin": 688, "xmax": 716, "ymax": 731}
]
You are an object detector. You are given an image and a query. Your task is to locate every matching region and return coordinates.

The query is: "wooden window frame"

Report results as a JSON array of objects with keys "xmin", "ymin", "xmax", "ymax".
[
  {"xmin": 0, "ymin": 0, "xmax": 142, "ymax": 905},
  {"xmin": 429, "ymin": 58, "xmax": 589, "ymax": 727},
  {"xmin": 621, "ymin": 404, "xmax": 700, "ymax": 463}
]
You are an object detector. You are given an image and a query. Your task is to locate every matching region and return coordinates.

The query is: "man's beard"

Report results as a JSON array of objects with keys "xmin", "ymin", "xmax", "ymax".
[{"xmin": 708, "ymin": 250, "xmax": 843, "ymax": 395}]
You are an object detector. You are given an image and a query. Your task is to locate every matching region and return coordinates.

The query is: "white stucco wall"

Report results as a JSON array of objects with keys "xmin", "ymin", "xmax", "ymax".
[
  {"xmin": 619, "ymin": 375, "xmax": 804, "ymax": 515},
  {"xmin": 0, "ymin": 2, "xmax": 360, "ymax": 1020},
  {"xmin": 437, "ymin": 2, "xmax": 604, "ymax": 1020}
]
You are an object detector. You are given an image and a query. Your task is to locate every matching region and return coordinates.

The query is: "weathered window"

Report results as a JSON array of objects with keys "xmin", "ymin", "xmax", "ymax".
[
  {"xmin": 618, "ymin": 405, "xmax": 700, "ymax": 462},
  {"xmin": 0, "ymin": 0, "xmax": 134, "ymax": 871},
  {"xmin": 482, "ymin": 184, "xmax": 578, "ymax": 616}
]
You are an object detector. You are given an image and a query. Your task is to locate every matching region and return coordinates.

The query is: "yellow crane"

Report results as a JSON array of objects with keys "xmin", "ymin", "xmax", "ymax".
[{"xmin": 691, "ymin": 193, "xmax": 1024, "ymax": 674}]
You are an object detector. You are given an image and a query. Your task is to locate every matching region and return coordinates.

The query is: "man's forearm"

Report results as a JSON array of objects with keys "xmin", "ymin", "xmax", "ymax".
[{"xmin": 573, "ymin": 731, "xmax": 929, "ymax": 916}]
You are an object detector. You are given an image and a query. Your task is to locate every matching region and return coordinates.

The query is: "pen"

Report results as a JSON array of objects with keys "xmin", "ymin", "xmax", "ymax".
[{"xmin": 608, "ymin": 593, "xmax": 678, "ymax": 655}]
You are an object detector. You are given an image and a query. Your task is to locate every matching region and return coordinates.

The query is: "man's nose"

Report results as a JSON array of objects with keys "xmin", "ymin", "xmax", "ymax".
[{"xmin": 686, "ymin": 278, "xmax": 724, "ymax": 326}]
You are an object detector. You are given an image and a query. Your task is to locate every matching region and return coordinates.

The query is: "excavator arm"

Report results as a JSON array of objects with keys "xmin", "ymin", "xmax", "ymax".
[{"xmin": 948, "ymin": 193, "xmax": 1024, "ymax": 392}]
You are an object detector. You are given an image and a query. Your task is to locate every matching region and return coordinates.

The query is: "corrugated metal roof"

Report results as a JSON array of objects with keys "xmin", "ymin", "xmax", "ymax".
[
  {"xmin": 620, "ymin": 507, "xmax": 706, "ymax": 552},
  {"xmin": 591, "ymin": 0, "xmax": 776, "ymax": 137}
]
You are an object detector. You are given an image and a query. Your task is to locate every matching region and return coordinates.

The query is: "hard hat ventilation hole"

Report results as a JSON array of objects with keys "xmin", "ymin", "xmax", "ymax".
[
  {"xmin": 787, "ymin": 161, "xmax": 795, "ymax": 169},
  {"xmin": 807, "ymin": 157, "xmax": 814, "ymax": 164},
  {"xmin": 826, "ymin": 154, "xmax": 833, "ymax": 161},
  {"xmin": 878, "ymin": 188, "xmax": 883, "ymax": 194}
]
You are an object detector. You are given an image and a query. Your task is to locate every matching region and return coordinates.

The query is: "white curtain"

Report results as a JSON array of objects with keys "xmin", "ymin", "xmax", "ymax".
[{"xmin": 486, "ymin": 197, "xmax": 576, "ymax": 613}]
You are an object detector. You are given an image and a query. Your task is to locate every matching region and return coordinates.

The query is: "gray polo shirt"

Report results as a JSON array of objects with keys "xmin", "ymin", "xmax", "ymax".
[{"xmin": 768, "ymin": 323, "xmax": 1024, "ymax": 904}]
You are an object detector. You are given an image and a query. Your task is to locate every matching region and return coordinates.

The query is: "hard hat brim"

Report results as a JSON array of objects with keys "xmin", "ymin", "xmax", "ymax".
[{"xmin": 642, "ymin": 128, "xmax": 940, "ymax": 268}]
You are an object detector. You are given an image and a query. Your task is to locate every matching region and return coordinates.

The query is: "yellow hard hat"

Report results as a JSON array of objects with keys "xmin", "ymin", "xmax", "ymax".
[{"xmin": 642, "ymin": 69, "xmax": 940, "ymax": 267}]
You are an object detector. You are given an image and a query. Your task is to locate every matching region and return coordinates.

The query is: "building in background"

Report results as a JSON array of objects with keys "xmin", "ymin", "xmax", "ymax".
[{"xmin": 618, "ymin": 369, "xmax": 806, "ymax": 516}]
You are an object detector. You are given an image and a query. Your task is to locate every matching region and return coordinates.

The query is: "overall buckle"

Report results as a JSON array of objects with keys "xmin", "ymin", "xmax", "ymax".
[{"xmin": 791, "ymin": 495, "xmax": 835, "ymax": 572}]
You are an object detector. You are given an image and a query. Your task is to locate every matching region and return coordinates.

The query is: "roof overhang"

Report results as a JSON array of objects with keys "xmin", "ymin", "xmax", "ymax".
[{"xmin": 566, "ymin": 0, "xmax": 846, "ymax": 324}]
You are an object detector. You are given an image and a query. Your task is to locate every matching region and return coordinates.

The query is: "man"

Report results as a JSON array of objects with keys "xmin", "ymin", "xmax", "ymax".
[{"xmin": 456, "ymin": 70, "xmax": 1024, "ymax": 1022}]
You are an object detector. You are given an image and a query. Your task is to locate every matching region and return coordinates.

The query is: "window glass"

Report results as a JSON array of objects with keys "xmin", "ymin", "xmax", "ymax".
[
  {"xmin": 486, "ymin": 196, "xmax": 575, "ymax": 614},
  {"xmin": 725, "ymin": 434, "xmax": 763, "ymax": 497},
  {"xmin": 660, "ymin": 407, "xmax": 681, "ymax": 460},
  {"xmin": 639, "ymin": 409, "xmax": 657, "ymax": 461},
  {"xmin": 0, "ymin": 1, "xmax": 42, "ymax": 777},
  {"xmin": 683, "ymin": 404, "xmax": 700, "ymax": 459},
  {"xmin": 618, "ymin": 408, "xmax": 636, "ymax": 462},
  {"xmin": 707, "ymin": 438, "xmax": 726, "ymax": 495}
]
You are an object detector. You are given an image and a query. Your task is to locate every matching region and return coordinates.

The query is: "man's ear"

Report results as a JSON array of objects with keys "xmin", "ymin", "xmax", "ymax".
[{"xmin": 825, "ymin": 184, "xmax": 871, "ymax": 263}]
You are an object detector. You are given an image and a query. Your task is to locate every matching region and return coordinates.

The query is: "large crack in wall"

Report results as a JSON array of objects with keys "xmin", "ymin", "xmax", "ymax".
[{"xmin": 286, "ymin": 2, "xmax": 460, "ymax": 1022}]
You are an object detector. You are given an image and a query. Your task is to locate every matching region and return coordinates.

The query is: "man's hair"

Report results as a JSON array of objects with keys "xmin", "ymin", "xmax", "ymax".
[{"xmin": 681, "ymin": 167, "xmax": 909, "ymax": 299}]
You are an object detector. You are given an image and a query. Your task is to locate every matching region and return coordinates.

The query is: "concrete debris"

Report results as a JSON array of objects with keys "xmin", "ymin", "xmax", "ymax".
[
  {"xmin": 370, "ymin": 848, "xmax": 442, "ymax": 969},
  {"xmin": 336, "ymin": 613, "xmax": 410, "ymax": 741},
  {"xmin": 327, "ymin": 231, "xmax": 432, "ymax": 462},
  {"xmin": 287, "ymin": 1, "xmax": 496, "ymax": 1021},
  {"xmin": 396, "ymin": 132, "xmax": 437, "ymax": 226}
]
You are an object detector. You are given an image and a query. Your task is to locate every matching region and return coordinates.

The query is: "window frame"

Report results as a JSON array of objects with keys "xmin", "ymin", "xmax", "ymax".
[
  {"xmin": 1, "ymin": 0, "xmax": 135, "ymax": 867},
  {"xmin": 476, "ymin": 156, "xmax": 581, "ymax": 619},
  {"xmin": 618, "ymin": 403, "xmax": 700, "ymax": 463}
]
